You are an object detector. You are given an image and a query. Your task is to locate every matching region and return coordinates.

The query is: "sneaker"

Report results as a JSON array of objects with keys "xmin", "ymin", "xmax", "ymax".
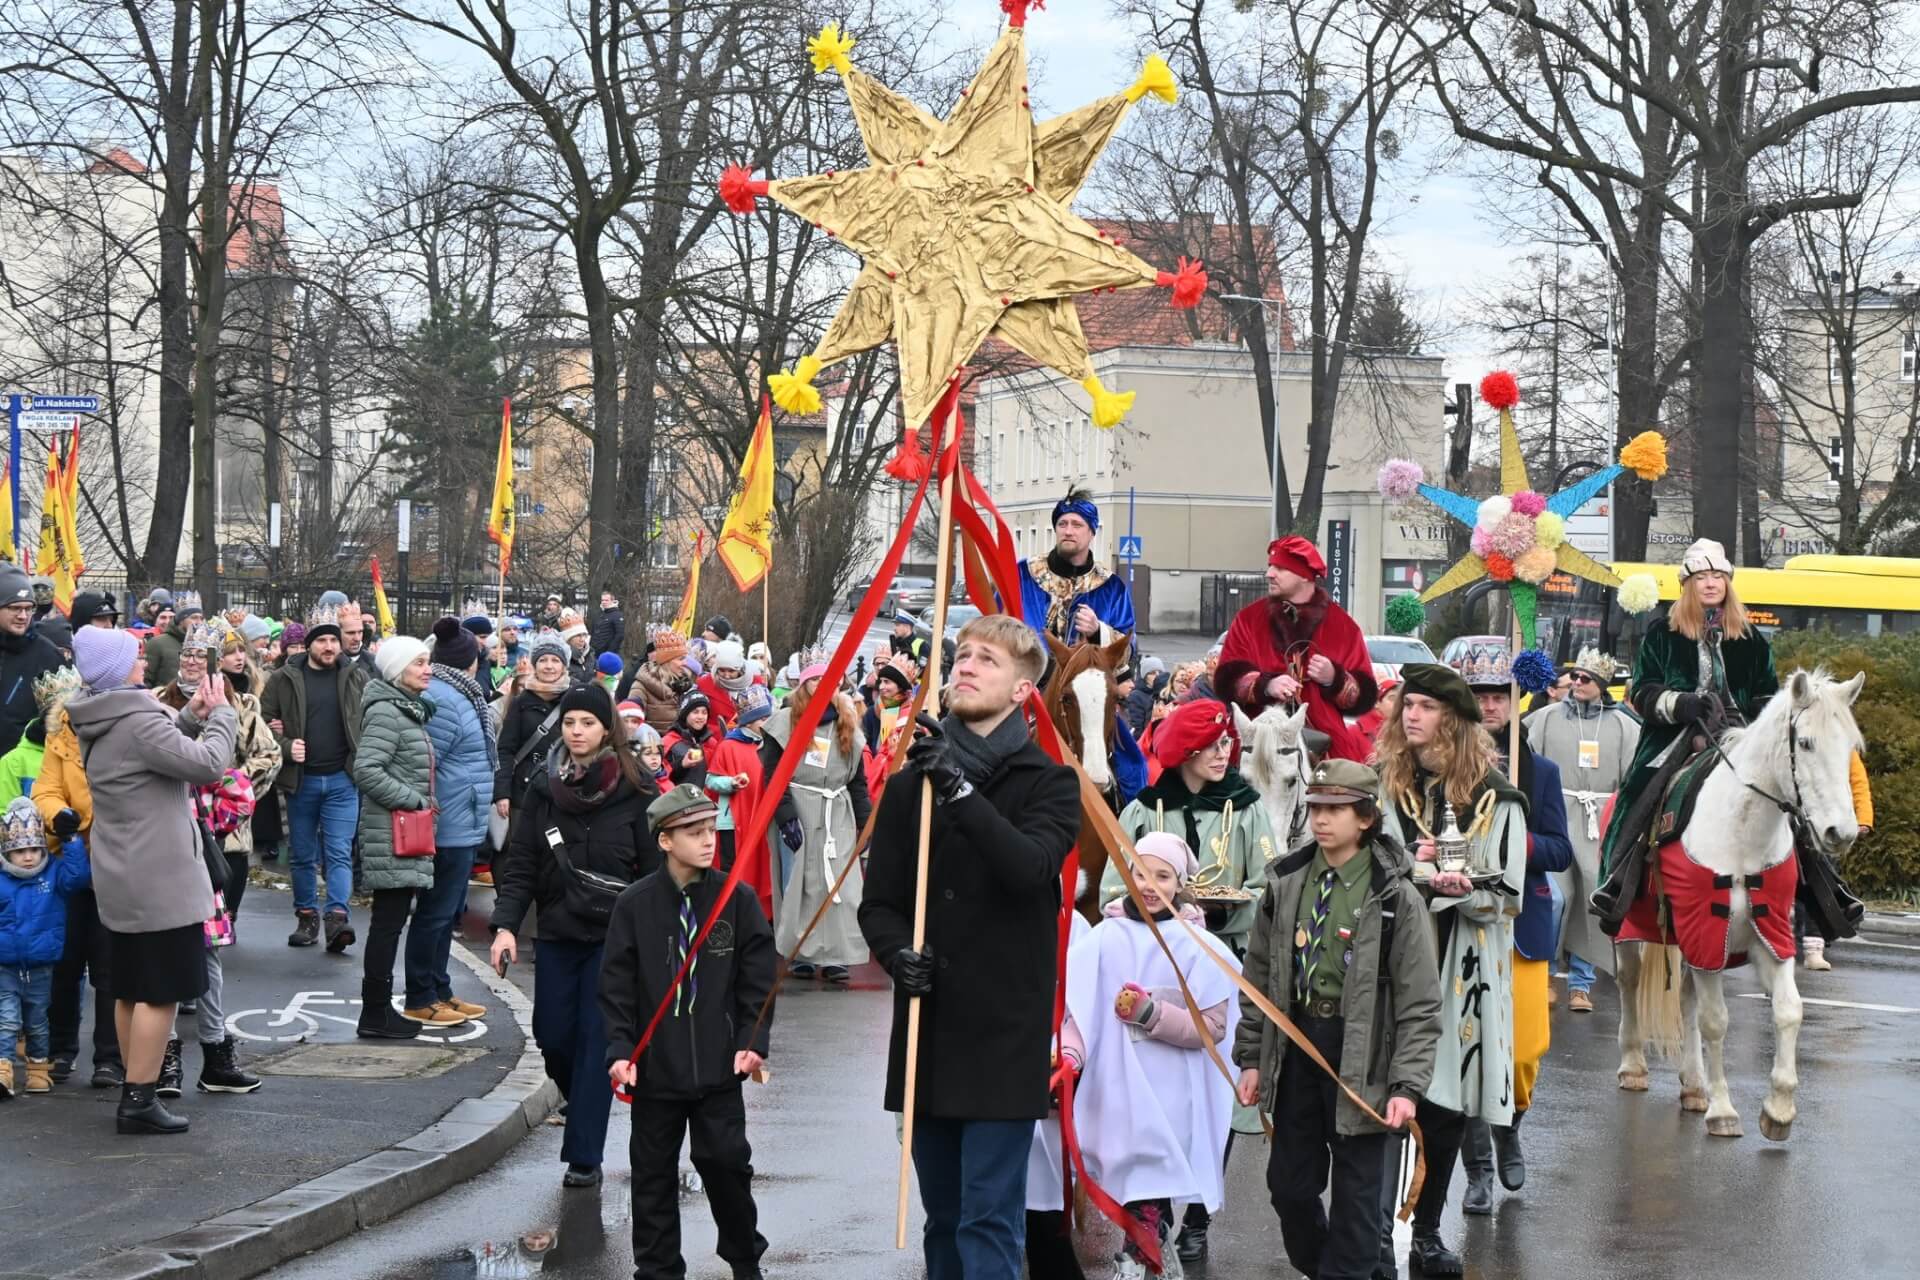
[
  {"xmin": 323, "ymin": 910, "xmax": 355, "ymax": 953},
  {"xmin": 788, "ymin": 962, "xmax": 817, "ymax": 980},
  {"xmin": 50, "ymin": 1055, "xmax": 74, "ymax": 1083},
  {"xmin": 1569, "ymin": 989, "xmax": 1594, "ymax": 1013},
  {"xmin": 287, "ymin": 909, "xmax": 321, "ymax": 947},
  {"xmin": 822, "ymin": 965, "xmax": 852, "ymax": 985},
  {"xmin": 157, "ymin": 1039, "xmax": 184, "ymax": 1098},
  {"xmin": 470, "ymin": 869, "xmax": 494, "ymax": 886},
  {"xmin": 91, "ymin": 1060, "xmax": 125, "ymax": 1089},
  {"xmin": 401, "ymin": 1004, "xmax": 469, "ymax": 1026},
  {"xmin": 25, "ymin": 1058, "xmax": 52, "ymax": 1093},
  {"xmin": 443, "ymin": 996, "xmax": 487, "ymax": 1019},
  {"xmin": 197, "ymin": 1036, "xmax": 262, "ymax": 1094}
]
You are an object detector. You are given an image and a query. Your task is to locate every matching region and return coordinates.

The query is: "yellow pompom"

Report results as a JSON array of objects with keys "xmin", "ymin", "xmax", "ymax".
[
  {"xmin": 1081, "ymin": 375, "xmax": 1135, "ymax": 429},
  {"xmin": 1532, "ymin": 511, "xmax": 1566, "ymax": 549},
  {"xmin": 1620, "ymin": 430, "xmax": 1668, "ymax": 481},
  {"xmin": 1619, "ymin": 573, "xmax": 1661, "ymax": 615},
  {"xmin": 807, "ymin": 23, "xmax": 856, "ymax": 77},
  {"xmin": 769, "ymin": 354, "xmax": 824, "ymax": 415},
  {"xmin": 1125, "ymin": 54, "xmax": 1178, "ymax": 105}
]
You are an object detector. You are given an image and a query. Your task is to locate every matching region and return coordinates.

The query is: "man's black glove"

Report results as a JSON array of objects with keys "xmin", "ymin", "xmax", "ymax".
[
  {"xmin": 889, "ymin": 945, "xmax": 935, "ymax": 997},
  {"xmin": 51, "ymin": 808, "xmax": 80, "ymax": 838},
  {"xmin": 778, "ymin": 818, "xmax": 805, "ymax": 852},
  {"xmin": 1671, "ymin": 691, "xmax": 1719, "ymax": 725},
  {"xmin": 905, "ymin": 713, "xmax": 972, "ymax": 804}
]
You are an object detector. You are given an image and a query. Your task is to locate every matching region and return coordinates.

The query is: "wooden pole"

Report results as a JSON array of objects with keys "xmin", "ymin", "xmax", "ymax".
[
  {"xmin": 1509, "ymin": 608, "xmax": 1522, "ymax": 786},
  {"xmin": 896, "ymin": 440, "xmax": 959, "ymax": 1249},
  {"xmin": 498, "ymin": 560, "xmax": 506, "ymax": 632},
  {"xmin": 762, "ymin": 575, "xmax": 771, "ymax": 656}
]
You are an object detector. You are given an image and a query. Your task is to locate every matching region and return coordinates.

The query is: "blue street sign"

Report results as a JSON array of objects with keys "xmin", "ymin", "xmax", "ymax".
[
  {"xmin": 1117, "ymin": 535, "xmax": 1143, "ymax": 558},
  {"xmin": 25, "ymin": 394, "xmax": 100, "ymax": 413},
  {"xmin": 533, "ymin": 502, "xmax": 546, "ymax": 515}
]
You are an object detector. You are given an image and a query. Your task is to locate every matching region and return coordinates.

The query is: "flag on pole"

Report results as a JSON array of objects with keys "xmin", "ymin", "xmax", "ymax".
[
  {"xmin": 716, "ymin": 397, "xmax": 775, "ymax": 591},
  {"xmin": 36, "ymin": 442, "xmax": 74, "ymax": 612},
  {"xmin": 672, "ymin": 530, "xmax": 705, "ymax": 638},
  {"xmin": 370, "ymin": 556, "xmax": 396, "ymax": 637},
  {"xmin": 487, "ymin": 397, "xmax": 516, "ymax": 579},
  {"xmin": 58, "ymin": 424, "xmax": 82, "ymax": 579},
  {"xmin": 0, "ymin": 459, "xmax": 15, "ymax": 565}
]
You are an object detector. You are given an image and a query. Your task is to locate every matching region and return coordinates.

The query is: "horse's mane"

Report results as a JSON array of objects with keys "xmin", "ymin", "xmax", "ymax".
[
  {"xmin": 1242, "ymin": 708, "xmax": 1307, "ymax": 795},
  {"xmin": 1721, "ymin": 666, "xmax": 1863, "ymax": 759}
]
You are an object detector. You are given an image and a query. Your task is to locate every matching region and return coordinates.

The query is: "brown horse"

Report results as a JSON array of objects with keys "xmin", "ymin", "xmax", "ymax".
[{"xmin": 1042, "ymin": 632, "xmax": 1133, "ymax": 918}]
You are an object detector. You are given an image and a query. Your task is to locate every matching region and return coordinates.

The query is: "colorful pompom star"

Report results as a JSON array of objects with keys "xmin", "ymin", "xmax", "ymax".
[
  {"xmin": 1510, "ymin": 489, "xmax": 1547, "ymax": 517},
  {"xmin": 1491, "ymin": 512, "xmax": 1538, "ymax": 558},
  {"xmin": 1532, "ymin": 511, "xmax": 1566, "ymax": 549},
  {"xmin": 1477, "ymin": 495, "xmax": 1513, "ymax": 530},
  {"xmin": 1485, "ymin": 552, "xmax": 1516, "ymax": 582},
  {"xmin": 1479, "ymin": 369, "xmax": 1520, "ymax": 411}
]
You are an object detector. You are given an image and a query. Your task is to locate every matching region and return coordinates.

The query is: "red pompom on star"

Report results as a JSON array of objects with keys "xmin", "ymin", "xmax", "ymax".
[
  {"xmin": 885, "ymin": 425, "xmax": 931, "ymax": 483},
  {"xmin": 1479, "ymin": 369, "xmax": 1520, "ymax": 412},
  {"xmin": 718, "ymin": 165, "xmax": 769, "ymax": 214},
  {"xmin": 1000, "ymin": 0, "xmax": 1044, "ymax": 28},
  {"xmin": 1155, "ymin": 257, "xmax": 1208, "ymax": 309}
]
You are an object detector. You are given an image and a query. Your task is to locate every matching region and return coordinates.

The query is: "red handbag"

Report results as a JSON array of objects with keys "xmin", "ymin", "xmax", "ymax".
[{"xmin": 390, "ymin": 736, "xmax": 436, "ymax": 858}]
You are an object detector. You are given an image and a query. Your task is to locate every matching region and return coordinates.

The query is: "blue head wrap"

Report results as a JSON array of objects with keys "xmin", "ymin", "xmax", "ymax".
[{"xmin": 1052, "ymin": 494, "xmax": 1099, "ymax": 533}]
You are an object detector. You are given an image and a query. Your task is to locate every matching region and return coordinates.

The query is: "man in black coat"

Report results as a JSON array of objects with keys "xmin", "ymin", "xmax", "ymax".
[
  {"xmin": 0, "ymin": 562, "xmax": 68, "ymax": 757},
  {"xmin": 859, "ymin": 614, "xmax": 1081, "ymax": 1280},
  {"xmin": 591, "ymin": 587, "xmax": 626, "ymax": 659}
]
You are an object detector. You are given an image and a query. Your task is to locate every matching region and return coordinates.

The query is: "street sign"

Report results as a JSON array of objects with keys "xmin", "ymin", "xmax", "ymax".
[
  {"xmin": 1325, "ymin": 519, "xmax": 1353, "ymax": 609},
  {"xmin": 268, "ymin": 502, "xmax": 282, "ymax": 549},
  {"xmin": 1117, "ymin": 534, "xmax": 1143, "ymax": 558},
  {"xmin": 396, "ymin": 498, "xmax": 411, "ymax": 552},
  {"xmin": 533, "ymin": 502, "xmax": 546, "ymax": 515},
  {"xmin": 1565, "ymin": 487, "xmax": 1613, "ymax": 558},
  {"xmin": 24, "ymin": 394, "xmax": 99, "ymax": 413},
  {"xmin": 17, "ymin": 411, "xmax": 80, "ymax": 432}
]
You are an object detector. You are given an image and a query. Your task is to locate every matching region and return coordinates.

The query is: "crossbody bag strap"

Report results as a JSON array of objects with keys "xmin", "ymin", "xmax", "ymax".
[{"xmin": 512, "ymin": 703, "xmax": 564, "ymax": 771}]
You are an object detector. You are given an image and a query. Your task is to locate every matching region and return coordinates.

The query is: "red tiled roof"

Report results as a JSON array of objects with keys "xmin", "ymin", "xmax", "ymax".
[
  {"xmin": 85, "ymin": 147, "xmax": 147, "ymax": 176},
  {"xmin": 225, "ymin": 182, "xmax": 287, "ymax": 271}
]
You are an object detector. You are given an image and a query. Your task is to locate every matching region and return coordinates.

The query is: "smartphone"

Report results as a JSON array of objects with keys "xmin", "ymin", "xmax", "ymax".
[{"xmin": 495, "ymin": 954, "xmax": 511, "ymax": 978}]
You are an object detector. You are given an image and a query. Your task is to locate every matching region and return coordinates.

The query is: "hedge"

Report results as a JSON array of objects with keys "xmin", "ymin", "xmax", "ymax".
[{"xmin": 1771, "ymin": 630, "xmax": 1920, "ymax": 898}]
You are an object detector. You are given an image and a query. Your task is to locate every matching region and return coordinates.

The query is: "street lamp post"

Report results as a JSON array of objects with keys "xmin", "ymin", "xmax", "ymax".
[{"xmin": 1222, "ymin": 292, "xmax": 1287, "ymax": 540}]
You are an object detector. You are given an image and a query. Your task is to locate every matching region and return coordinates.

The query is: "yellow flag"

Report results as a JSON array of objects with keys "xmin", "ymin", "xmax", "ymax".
[
  {"xmin": 60, "ymin": 426, "xmax": 83, "ymax": 580},
  {"xmin": 0, "ymin": 459, "xmax": 15, "ymax": 565},
  {"xmin": 716, "ymin": 397, "xmax": 775, "ymax": 591},
  {"xmin": 672, "ymin": 530, "xmax": 705, "ymax": 638},
  {"xmin": 370, "ymin": 556, "xmax": 396, "ymax": 636},
  {"xmin": 487, "ymin": 397, "xmax": 515, "ymax": 578},
  {"xmin": 37, "ymin": 443, "xmax": 74, "ymax": 612}
]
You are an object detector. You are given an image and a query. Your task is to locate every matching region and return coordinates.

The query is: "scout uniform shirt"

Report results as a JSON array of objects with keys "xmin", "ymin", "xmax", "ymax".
[{"xmin": 1292, "ymin": 844, "xmax": 1373, "ymax": 1004}]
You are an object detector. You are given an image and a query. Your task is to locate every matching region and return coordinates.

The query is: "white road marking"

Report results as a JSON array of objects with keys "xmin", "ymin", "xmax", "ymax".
[
  {"xmin": 1738, "ymin": 993, "xmax": 1920, "ymax": 1014},
  {"xmin": 1846, "ymin": 936, "xmax": 1920, "ymax": 952}
]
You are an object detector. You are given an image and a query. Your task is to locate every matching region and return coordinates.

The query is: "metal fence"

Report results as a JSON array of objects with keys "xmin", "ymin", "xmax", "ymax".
[{"xmin": 1199, "ymin": 573, "xmax": 1268, "ymax": 636}]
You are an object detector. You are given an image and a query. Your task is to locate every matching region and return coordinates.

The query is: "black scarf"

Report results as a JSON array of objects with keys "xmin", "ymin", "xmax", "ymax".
[
  {"xmin": 1046, "ymin": 547, "xmax": 1095, "ymax": 581},
  {"xmin": 942, "ymin": 710, "xmax": 1030, "ymax": 784},
  {"xmin": 1133, "ymin": 765, "xmax": 1262, "ymax": 853},
  {"xmin": 549, "ymin": 749, "xmax": 625, "ymax": 814}
]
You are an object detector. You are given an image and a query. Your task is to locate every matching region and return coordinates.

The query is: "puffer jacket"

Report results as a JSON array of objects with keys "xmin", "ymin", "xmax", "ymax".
[
  {"xmin": 628, "ymin": 665, "xmax": 686, "ymax": 734},
  {"xmin": 0, "ymin": 627, "xmax": 65, "ymax": 757},
  {"xmin": 1235, "ymin": 830, "xmax": 1443, "ymax": 1136},
  {"xmin": 0, "ymin": 838, "xmax": 91, "ymax": 966},
  {"xmin": 350, "ymin": 680, "xmax": 436, "ymax": 892},
  {"xmin": 0, "ymin": 720, "xmax": 46, "ymax": 803},
  {"xmin": 422, "ymin": 673, "xmax": 496, "ymax": 850},
  {"xmin": 32, "ymin": 718, "xmax": 91, "ymax": 840}
]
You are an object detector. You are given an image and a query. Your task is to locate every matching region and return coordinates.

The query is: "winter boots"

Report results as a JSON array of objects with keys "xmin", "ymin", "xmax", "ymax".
[
  {"xmin": 157, "ymin": 1038, "xmax": 184, "ymax": 1098},
  {"xmin": 287, "ymin": 908, "xmax": 320, "ymax": 947},
  {"xmin": 25, "ymin": 1058, "xmax": 52, "ymax": 1093},
  {"xmin": 356, "ymin": 982, "xmax": 421, "ymax": 1040},
  {"xmin": 117, "ymin": 1080, "xmax": 189, "ymax": 1135},
  {"xmin": 198, "ymin": 1036, "xmax": 261, "ymax": 1093},
  {"xmin": 0, "ymin": 1058, "xmax": 12, "ymax": 1099},
  {"xmin": 323, "ymin": 910, "xmax": 355, "ymax": 954}
]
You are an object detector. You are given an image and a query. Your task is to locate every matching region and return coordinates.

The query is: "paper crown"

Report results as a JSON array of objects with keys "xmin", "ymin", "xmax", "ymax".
[
  {"xmin": 1571, "ymin": 646, "xmax": 1619, "ymax": 683},
  {"xmin": 1451, "ymin": 640, "xmax": 1512, "ymax": 689},
  {"xmin": 173, "ymin": 590, "xmax": 203, "ymax": 614},
  {"xmin": 2, "ymin": 796, "xmax": 44, "ymax": 853},
  {"xmin": 306, "ymin": 604, "xmax": 342, "ymax": 631},
  {"xmin": 33, "ymin": 665, "xmax": 81, "ymax": 712},
  {"xmin": 183, "ymin": 620, "xmax": 225, "ymax": 654}
]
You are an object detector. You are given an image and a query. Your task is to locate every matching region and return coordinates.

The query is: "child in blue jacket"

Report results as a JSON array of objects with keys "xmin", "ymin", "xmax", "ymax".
[{"xmin": 0, "ymin": 796, "xmax": 90, "ymax": 1098}]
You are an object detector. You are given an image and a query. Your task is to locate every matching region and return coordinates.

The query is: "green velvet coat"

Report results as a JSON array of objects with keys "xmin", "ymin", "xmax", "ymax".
[{"xmin": 1600, "ymin": 616, "xmax": 1777, "ymax": 875}]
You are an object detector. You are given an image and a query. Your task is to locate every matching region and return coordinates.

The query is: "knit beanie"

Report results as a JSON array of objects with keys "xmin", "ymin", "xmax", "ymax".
[
  {"xmin": 732, "ymin": 684, "xmax": 774, "ymax": 727},
  {"xmin": 282, "ymin": 621, "xmax": 307, "ymax": 649},
  {"xmin": 375, "ymin": 635, "xmax": 430, "ymax": 684},
  {"xmin": 73, "ymin": 625, "xmax": 140, "ymax": 691},
  {"xmin": 1134, "ymin": 831, "xmax": 1199, "ymax": 885},
  {"xmin": 430, "ymin": 615, "xmax": 481, "ymax": 672},
  {"xmin": 597, "ymin": 651, "xmax": 623, "ymax": 677},
  {"xmin": 558, "ymin": 683, "xmax": 614, "ymax": 733},
  {"xmin": 709, "ymin": 639, "xmax": 746, "ymax": 672},
  {"xmin": 529, "ymin": 630, "xmax": 570, "ymax": 668}
]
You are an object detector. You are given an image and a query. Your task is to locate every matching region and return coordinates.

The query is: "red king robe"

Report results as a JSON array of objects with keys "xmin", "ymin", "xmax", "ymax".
[{"xmin": 1215, "ymin": 587, "xmax": 1379, "ymax": 762}]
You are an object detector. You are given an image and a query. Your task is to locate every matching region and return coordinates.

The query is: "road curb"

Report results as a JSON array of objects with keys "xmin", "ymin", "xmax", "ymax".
[
  {"xmin": 57, "ymin": 940, "xmax": 557, "ymax": 1280},
  {"xmin": 1858, "ymin": 911, "xmax": 1920, "ymax": 939}
]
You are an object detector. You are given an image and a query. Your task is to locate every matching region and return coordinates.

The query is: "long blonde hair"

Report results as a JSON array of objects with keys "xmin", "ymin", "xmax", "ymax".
[
  {"xmin": 1373, "ymin": 697, "xmax": 1499, "ymax": 812},
  {"xmin": 1668, "ymin": 574, "xmax": 1750, "ymax": 641},
  {"xmin": 790, "ymin": 679, "xmax": 857, "ymax": 756}
]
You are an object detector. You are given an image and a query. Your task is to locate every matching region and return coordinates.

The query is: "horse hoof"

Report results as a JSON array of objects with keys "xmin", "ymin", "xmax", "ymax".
[
  {"xmin": 1618, "ymin": 1071, "xmax": 1650, "ymax": 1093},
  {"xmin": 1759, "ymin": 1113, "xmax": 1793, "ymax": 1142},
  {"xmin": 1706, "ymin": 1115, "xmax": 1744, "ymax": 1138},
  {"xmin": 1680, "ymin": 1089, "xmax": 1710, "ymax": 1113}
]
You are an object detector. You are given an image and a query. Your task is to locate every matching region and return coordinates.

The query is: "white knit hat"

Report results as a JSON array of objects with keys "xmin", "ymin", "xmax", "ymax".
[
  {"xmin": 709, "ymin": 638, "xmax": 746, "ymax": 672},
  {"xmin": 1680, "ymin": 538, "xmax": 1733, "ymax": 580},
  {"xmin": 1134, "ymin": 831, "xmax": 1199, "ymax": 885},
  {"xmin": 375, "ymin": 635, "xmax": 429, "ymax": 684}
]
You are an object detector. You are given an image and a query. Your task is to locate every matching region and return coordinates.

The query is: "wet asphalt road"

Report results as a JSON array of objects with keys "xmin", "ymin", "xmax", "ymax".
[{"xmin": 265, "ymin": 927, "xmax": 1920, "ymax": 1279}]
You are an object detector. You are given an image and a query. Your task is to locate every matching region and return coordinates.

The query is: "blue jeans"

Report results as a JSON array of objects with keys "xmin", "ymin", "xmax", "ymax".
[
  {"xmin": 404, "ymin": 845, "xmax": 476, "ymax": 1008},
  {"xmin": 1551, "ymin": 893, "xmax": 1596, "ymax": 992},
  {"xmin": 531, "ymin": 938, "xmax": 612, "ymax": 1168},
  {"xmin": 913, "ymin": 1116, "xmax": 1031, "ymax": 1280},
  {"xmin": 287, "ymin": 771, "xmax": 359, "ymax": 917},
  {"xmin": 0, "ymin": 965, "xmax": 55, "ymax": 1071}
]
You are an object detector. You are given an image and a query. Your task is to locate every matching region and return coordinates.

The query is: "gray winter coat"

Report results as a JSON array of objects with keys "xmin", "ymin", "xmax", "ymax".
[
  {"xmin": 350, "ymin": 680, "xmax": 436, "ymax": 892},
  {"xmin": 64, "ymin": 687, "xmax": 238, "ymax": 934},
  {"xmin": 1234, "ymin": 831, "xmax": 1442, "ymax": 1136}
]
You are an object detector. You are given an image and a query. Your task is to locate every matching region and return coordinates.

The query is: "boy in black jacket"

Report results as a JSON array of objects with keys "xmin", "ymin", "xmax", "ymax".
[{"xmin": 602, "ymin": 783, "xmax": 775, "ymax": 1280}]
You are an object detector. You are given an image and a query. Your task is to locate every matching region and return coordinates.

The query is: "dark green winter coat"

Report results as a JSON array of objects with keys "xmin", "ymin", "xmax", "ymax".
[
  {"xmin": 1600, "ymin": 614, "xmax": 1777, "ymax": 876},
  {"xmin": 350, "ymin": 680, "xmax": 436, "ymax": 892}
]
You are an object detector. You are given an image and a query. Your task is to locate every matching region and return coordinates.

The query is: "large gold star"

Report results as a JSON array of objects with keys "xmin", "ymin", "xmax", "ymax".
[{"xmin": 722, "ymin": 21, "xmax": 1197, "ymax": 429}]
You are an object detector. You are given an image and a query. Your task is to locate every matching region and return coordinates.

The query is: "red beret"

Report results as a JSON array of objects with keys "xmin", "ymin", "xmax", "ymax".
[
  {"xmin": 1268, "ymin": 535, "xmax": 1327, "ymax": 579},
  {"xmin": 1153, "ymin": 698, "xmax": 1239, "ymax": 769}
]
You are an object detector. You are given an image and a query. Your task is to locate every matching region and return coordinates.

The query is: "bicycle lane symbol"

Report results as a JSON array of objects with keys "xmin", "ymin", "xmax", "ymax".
[{"xmin": 227, "ymin": 989, "xmax": 488, "ymax": 1045}]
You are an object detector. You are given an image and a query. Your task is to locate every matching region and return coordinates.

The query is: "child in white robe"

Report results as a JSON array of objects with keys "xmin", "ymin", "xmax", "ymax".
[{"xmin": 1065, "ymin": 832, "xmax": 1241, "ymax": 1278}]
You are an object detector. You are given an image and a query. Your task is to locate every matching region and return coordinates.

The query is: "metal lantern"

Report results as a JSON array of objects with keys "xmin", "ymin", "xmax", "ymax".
[{"xmin": 1435, "ymin": 800, "xmax": 1472, "ymax": 878}]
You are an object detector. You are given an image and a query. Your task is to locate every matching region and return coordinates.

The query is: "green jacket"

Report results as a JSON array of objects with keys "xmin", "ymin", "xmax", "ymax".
[
  {"xmin": 1234, "ymin": 831, "xmax": 1442, "ymax": 1136},
  {"xmin": 144, "ymin": 622, "xmax": 187, "ymax": 689},
  {"xmin": 0, "ymin": 724, "xmax": 45, "ymax": 806},
  {"xmin": 1107, "ymin": 768, "xmax": 1276, "ymax": 949},
  {"xmin": 350, "ymin": 680, "xmax": 436, "ymax": 892},
  {"xmin": 1601, "ymin": 617, "xmax": 1777, "ymax": 876},
  {"xmin": 259, "ymin": 653, "xmax": 370, "ymax": 795}
]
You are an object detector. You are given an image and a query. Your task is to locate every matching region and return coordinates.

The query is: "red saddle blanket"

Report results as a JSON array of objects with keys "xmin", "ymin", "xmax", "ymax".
[{"xmin": 1616, "ymin": 839, "xmax": 1798, "ymax": 971}]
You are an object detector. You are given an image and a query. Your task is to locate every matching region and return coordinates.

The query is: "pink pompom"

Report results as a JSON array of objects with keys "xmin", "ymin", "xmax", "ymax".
[
  {"xmin": 1510, "ymin": 489, "xmax": 1547, "ymax": 517},
  {"xmin": 1377, "ymin": 459, "xmax": 1425, "ymax": 503},
  {"xmin": 1491, "ymin": 511, "xmax": 1537, "ymax": 558},
  {"xmin": 1471, "ymin": 527, "xmax": 1494, "ymax": 558}
]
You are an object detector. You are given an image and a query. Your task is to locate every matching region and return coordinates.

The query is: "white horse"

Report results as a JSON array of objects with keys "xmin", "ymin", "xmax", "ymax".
[
  {"xmin": 1233, "ymin": 704, "xmax": 1311, "ymax": 851},
  {"xmin": 1616, "ymin": 668, "xmax": 1863, "ymax": 1141}
]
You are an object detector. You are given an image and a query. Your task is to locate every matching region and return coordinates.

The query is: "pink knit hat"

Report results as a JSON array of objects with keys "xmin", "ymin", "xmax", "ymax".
[{"xmin": 1133, "ymin": 831, "xmax": 1198, "ymax": 885}]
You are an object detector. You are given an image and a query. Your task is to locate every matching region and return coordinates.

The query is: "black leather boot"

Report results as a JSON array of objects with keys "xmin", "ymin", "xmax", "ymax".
[
  {"xmin": 157, "ymin": 1038, "xmax": 183, "ymax": 1098},
  {"xmin": 1492, "ymin": 1111, "xmax": 1526, "ymax": 1190},
  {"xmin": 198, "ymin": 1036, "xmax": 262, "ymax": 1093},
  {"xmin": 1460, "ymin": 1119, "xmax": 1495, "ymax": 1214},
  {"xmin": 1410, "ymin": 1230, "xmax": 1463, "ymax": 1276},
  {"xmin": 117, "ymin": 1081, "xmax": 189, "ymax": 1135},
  {"xmin": 356, "ymin": 981, "xmax": 421, "ymax": 1040}
]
